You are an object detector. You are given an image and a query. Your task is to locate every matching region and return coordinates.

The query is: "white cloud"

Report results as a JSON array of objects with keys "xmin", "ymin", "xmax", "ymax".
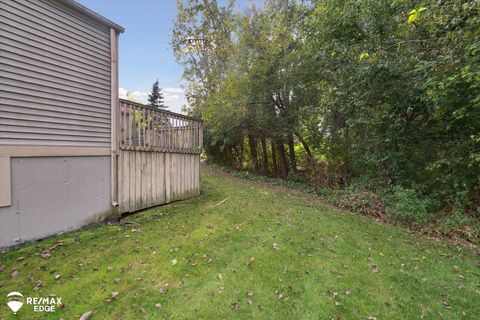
[
  {"xmin": 118, "ymin": 87, "xmax": 187, "ymax": 114},
  {"xmin": 163, "ymin": 87, "xmax": 184, "ymax": 94},
  {"xmin": 119, "ymin": 88, "xmax": 148, "ymax": 104},
  {"xmin": 167, "ymin": 94, "xmax": 181, "ymax": 100},
  {"xmin": 119, "ymin": 87, "xmax": 128, "ymax": 98}
]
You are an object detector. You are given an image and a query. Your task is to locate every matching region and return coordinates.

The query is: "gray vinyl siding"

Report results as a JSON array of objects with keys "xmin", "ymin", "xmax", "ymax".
[{"xmin": 0, "ymin": 0, "xmax": 112, "ymax": 147}]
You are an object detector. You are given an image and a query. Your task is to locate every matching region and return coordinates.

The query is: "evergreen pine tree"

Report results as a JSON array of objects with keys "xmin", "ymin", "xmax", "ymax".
[{"xmin": 147, "ymin": 80, "xmax": 166, "ymax": 108}]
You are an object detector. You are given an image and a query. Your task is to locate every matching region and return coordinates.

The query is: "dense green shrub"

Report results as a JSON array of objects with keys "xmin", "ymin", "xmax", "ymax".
[
  {"xmin": 287, "ymin": 172, "xmax": 308, "ymax": 184},
  {"xmin": 388, "ymin": 187, "xmax": 433, "ymax": 224},
  {"xmin": 174, "ymin": 0, "xmax": 480, "ymax": 227}
]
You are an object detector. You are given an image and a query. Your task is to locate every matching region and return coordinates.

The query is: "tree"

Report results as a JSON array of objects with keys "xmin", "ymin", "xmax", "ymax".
[
  {"xmin": 125, "ymin": 90, "xmax": 140, "ymax": 103},
  {"xmin": 173, "ymin": 0, "xmax": 480, "ymax": 214},
  {"xmin": 148, "ymin": 80, "xmax": 166, "ymax": 108}
]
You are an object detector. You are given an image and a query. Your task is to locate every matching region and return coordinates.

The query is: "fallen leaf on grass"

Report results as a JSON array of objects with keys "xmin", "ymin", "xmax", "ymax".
[
  {"xmin": 273, "ymin": 243, "xmax": 280, "ymax": 250},
  {"xmin": 105, "ymin": 292, "xmax": 119, "ymax": 302},
  {"xmin": 231, "ymin": 302, "xmax": 239, "ymax": 310},
  {"xmin": 41, "ymin": 250, "xmax": 51, "ymax": 259},
  {"xmin": 155, "ymin": 303, "xmax": 162, "ymax": 308},
  {"xmin": 54, "ymin": 274, "xmax": 61, "ymax": 280},
  {"xmin": 79, "ymin": 310, "xmax": 93, "ymax": 320},
  {"xmin": 33, "ymin": 280, "xmax": 43, "ymax": 290},
  {"xmin": 344, "ymin": 289, "xmax": 351, "ymax": 296},
  {"xmin": 211, "ymin": 197, "xmax": 230, "ymax": 208},
  {"xmin": 171, "ymin": 259, "xmax": 177, "ymax": 265},
  {"xmin": 11, "ymin": 270, "xmax": 18, "ymax": 277},
  {"xmin": 246, "ymin": 256, "xmax": 255, "ymax": 267},
  {"xmin": 442, "ymin": 301, "xmax": 451, "ymax": 309},
  {"xmin": 122, "ymin": 220, "xmax": 139, "ymax": 226},
  {"xmin": 49, "ymin": 242, "xmax": 63, "ymax": 251},
  {"xmin": 247, "ymin": 299, "xmax": 253, "ymax": 305}
]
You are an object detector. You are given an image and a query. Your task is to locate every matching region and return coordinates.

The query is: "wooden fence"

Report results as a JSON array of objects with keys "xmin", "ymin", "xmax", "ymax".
[{"xmin": 117, "ymin": 99, "xmax": 203, "ymax": 212}]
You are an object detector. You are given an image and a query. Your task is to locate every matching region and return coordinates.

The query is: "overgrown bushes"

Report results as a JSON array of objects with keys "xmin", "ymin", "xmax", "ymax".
[
  {"xmin": 387, "ymin": 187, "xmax": 432, "ymax": 224},
  {"xmin": 174, "ymin": 0, "xmax": 480, "ymax": 232},
  {"xmin": 212, "ymin": 163, "xmax": 479, "ymax": 243}
]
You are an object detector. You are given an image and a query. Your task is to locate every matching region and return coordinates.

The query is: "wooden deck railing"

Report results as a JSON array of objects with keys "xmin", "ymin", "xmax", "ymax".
[{"xmin": 119, "ymin": 99, "xmax": 203, "ymax": 154}]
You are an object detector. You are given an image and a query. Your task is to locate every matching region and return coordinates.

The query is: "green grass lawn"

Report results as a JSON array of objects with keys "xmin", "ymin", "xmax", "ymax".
[{"xmin": 0, "ymin": 166, "xmax": 478, "ymax": 319}]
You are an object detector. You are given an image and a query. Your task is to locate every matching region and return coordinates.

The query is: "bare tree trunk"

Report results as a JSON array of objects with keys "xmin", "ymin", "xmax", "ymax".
[
  {"xmin": 271, "ymin": 140, "xmax": 278, "ymax": 177},
  {"xmin": 232, "ymin": 145, "xmax": 243, "ymax": 170},
  {"xmin": 287, "ymin": 133, "xmax": 297, "ymax": 173},
  {"xmin": 248, "ymin": 134, "xmax": 260, "ymax": 172},
  {"xmin": 294, "ymin": 131, "xmax": 314, "ymax": 164},
  {"xmin": 225, "ymin": 147, "xmax": 233, "ymax": 165},
  {"xmin": 277, "ymin": 140, "xmax": 289, "ymax": 179},
  {"xmin": 261, "ymin": 136, "xmax": 269, "ymax": 176}
]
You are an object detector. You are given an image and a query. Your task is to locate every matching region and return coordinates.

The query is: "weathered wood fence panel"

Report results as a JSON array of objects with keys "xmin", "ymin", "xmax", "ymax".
[{"xmin": 117, "ymin": 99, "xmax": 202, "ymax": 213}]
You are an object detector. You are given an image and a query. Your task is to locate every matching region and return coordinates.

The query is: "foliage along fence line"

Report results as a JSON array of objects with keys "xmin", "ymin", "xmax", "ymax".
[{"xmin": 172, "ymin": 0, "xmax": 479, "ymax": 230}]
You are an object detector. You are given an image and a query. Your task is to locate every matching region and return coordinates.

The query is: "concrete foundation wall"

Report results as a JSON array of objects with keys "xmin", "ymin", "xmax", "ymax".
[{"xmin": 0, "ymin": 156, "xmax": 112, "ymax": 248}]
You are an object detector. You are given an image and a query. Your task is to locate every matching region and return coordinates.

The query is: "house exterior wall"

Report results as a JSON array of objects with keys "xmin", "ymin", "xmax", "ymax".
[
  {"xmin": 0, "ymin": 0, "xmax": 122, "ymax": 248},
  {"xmin": 0, "ymin": 156, "xmax": 111, "ymax": 248},
  {"xmin": 0, "ymin": 0, "xmax": 112, "ymax": 147}
]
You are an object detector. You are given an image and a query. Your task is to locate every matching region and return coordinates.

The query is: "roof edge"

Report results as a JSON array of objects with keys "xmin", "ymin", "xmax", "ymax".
[{"xmin": 59, "ymin": 0, "xmax": 125, "ymax": 33}]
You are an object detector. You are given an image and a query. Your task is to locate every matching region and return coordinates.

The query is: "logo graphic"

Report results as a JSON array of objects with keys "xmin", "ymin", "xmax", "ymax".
[{"xmin": 6, "ymin": 292, "xmax": 24, "ymax": 314}]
